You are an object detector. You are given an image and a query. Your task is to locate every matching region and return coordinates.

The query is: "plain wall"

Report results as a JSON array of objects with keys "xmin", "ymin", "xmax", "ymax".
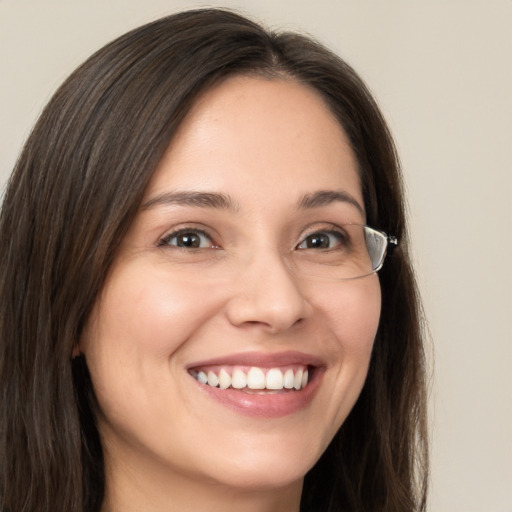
[{"xmin": 1, "ymin": 1, "xmax": 511, "ymax": 511}]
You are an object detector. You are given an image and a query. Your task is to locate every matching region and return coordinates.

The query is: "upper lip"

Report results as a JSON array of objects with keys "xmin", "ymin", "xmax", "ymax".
[{"xmin": 186, "ymin": 350, "xmax": 324, "ymax": 370}]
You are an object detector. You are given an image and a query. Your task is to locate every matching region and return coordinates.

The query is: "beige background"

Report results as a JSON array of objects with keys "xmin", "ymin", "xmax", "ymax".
[{"xmin": 1, "ymin": 1, "xmax": 511, "ymax": 510}]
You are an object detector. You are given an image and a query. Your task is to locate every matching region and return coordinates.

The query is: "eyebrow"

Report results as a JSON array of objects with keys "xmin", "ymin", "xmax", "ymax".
[
  {"xmin": 298, "ymin": 190, "xmax": 365, "ymax": 217},
  {"xmin": 141, "ymin": 191, "xmax": 239, "ymax": 212},
  {"xmin": 141, "ymin": 188, "xmax": 364, "ymax": 217}
]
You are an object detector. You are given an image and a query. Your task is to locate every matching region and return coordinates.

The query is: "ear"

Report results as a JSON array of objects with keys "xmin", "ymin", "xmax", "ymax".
[{"xmin": 72, "ymin": 345, "xmax": 81, "ymax": 358}]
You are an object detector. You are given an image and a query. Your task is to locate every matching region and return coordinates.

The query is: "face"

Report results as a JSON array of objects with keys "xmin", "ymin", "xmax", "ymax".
[{"xmin": 80, "ymin": 76, "xmax": 381, "ymax": 499}]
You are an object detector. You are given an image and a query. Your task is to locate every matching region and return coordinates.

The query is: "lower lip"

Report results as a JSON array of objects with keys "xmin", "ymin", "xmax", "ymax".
[{"xmin": 192, "ymin": 369, "xmax": 323, "ymax": 418}]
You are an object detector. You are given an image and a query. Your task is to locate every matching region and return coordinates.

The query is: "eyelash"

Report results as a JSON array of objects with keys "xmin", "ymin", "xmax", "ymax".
[
  {"xmin": 158, "ymin": 227, "xmax": 217, "ymax": 249},
  {"xmin": 158, "ymin": 224, "xmax": 348, "ymax": 251},
  {"xmin": 296, "ymin": 228, "xmax": 347, "ymax": 250}
]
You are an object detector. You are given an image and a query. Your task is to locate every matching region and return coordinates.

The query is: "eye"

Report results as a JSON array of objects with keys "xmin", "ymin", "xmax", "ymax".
[
  {"xmin": 297, "ymin": 230, "xmax": 345, "ymax": 250},
  {"xmin": 159, "ymin": 229, "xmax": 216, "ymax": 249}
]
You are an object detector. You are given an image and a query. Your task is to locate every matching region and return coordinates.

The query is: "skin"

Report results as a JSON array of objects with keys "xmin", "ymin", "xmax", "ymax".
[{"xmin": 80, "ymin": 76, "xmax": 382, "ymax": 512}]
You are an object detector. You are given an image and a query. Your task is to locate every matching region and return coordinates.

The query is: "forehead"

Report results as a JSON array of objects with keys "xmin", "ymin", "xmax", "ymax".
[{"xmin": 144, "ymin": 75, "xmax": 362, "ymax": 209}]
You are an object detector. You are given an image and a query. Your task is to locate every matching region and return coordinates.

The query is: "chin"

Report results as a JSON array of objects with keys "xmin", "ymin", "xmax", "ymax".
[
  {"xmin": 205, "ymin": 460, "xmax": 309, "ymax": 492},
  {"xmin": 191, "ymin": 431, "xmax": 326, "ymax": 492}
]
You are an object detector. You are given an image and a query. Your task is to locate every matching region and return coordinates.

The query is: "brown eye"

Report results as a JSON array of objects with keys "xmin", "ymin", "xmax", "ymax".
[
  {"xmin": 160, "ymin": 230, "xmax": 213, "ymax": 249},
  {"xmin": 298, "ymin": 231, "xmax": 343, "ymax": 250}
]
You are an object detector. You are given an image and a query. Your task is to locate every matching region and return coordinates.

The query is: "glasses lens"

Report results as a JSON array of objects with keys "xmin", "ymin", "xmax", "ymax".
[
  {"xmin": 364, "ymin": 226, "xmax": 388, "ymax": 272},
  {"xmin": 291, "ymin": 225, "xmax": 389, "ymax": 280}
]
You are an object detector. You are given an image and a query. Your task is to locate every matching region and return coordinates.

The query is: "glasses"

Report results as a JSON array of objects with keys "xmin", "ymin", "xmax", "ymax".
[
  {"xmin": 286, "ymin": 224, "xmax": 397, "ymax": 281},
  {"xmin": 165, "ymin": 224, "xmax": 397, "ymax": 282}
]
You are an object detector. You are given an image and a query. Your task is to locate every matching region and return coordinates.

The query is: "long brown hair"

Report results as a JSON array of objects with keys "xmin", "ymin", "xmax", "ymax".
[{"xmin": 0, "ymin": 9, "xmax": 428, "ymax": 512}]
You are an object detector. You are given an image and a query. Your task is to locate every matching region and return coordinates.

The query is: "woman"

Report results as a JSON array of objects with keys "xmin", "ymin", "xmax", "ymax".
[{"xmin": 0, "ymin": 8, "xmax": 428, "ymax": 512}]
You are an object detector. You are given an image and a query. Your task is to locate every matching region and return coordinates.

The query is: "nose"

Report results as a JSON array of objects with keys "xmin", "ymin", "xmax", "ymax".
[{"xmin": 225, "ymin": 249, "xmax": 312, "ymax": 333}]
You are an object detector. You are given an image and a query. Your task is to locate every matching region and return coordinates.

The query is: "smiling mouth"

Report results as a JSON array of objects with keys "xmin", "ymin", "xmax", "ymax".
[
  {"xmin": 187, "ymin": 353, "xmax": 323, "ymax": 417},
  {"xmin": 189, "ymin": 365, "xmax": 311, "ymax": 392}
]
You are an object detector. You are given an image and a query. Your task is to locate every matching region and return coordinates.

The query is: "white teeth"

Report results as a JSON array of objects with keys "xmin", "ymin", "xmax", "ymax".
[
  {"xmin": 207, "ymin": 371, "xmax": 219, "ymax": 387},
  {"xmin": 283, "ymin": 369, "xmax": 295, "ymax": 389},
  {"xmin": 301, "ymin": 369, "xmax": 308, "ymax": 389},
  {"xmin": 194, "ymin": 365, "xmax": 310, "ymax": 391},
  {"xmin": 218, "ymin": 368, "xmax": 231, "ymax": 389},
  {"xmin": 293, "ymin": 368, "xmax": 303, "ymax": 390},
  {"xmin": 231, "ymin": 369, "xmax": 247, "ymax": 389},
  {"xmin": 247, "ymin": 367, "xmax": 265, "ymax": 389},
  {"xmin": 265, "ymin": 368, "xmax": 284, "ymax": 390}
]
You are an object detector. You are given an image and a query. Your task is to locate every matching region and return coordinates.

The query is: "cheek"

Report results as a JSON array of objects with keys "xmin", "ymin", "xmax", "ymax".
[
  {"xmin": 84, "ymin": 270, "xmax": 224, "ymax": 359},
  {"xmin": 79, "ymin": 269, "xmax": 231, "ymax": 438},
  {"xmin": 314, "ymin": 276, "xmax": 381, "ymax": 409},
  {"xmin": 316, "ymin": 275, "xmax": 381, "ymax": 352},
  {"xmin": 78, "ymin": 268, "xmax": 230, "ymax": 421}
]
